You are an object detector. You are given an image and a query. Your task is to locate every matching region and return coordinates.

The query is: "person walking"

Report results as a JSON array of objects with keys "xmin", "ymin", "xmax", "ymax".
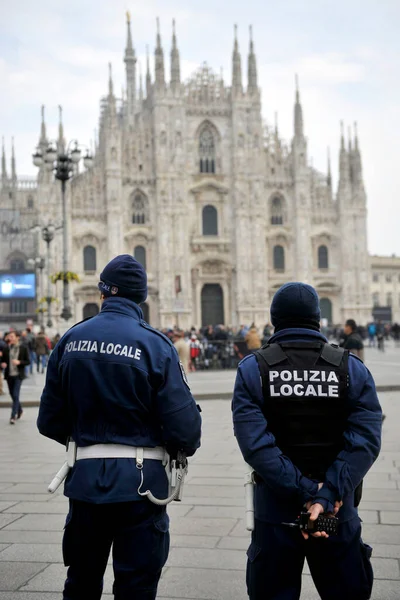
[
  {"xmin": 340, "ymin": 319, "xmax": 365, "ymax": 362},
  {"xmin": 392, "ymin": 323, "xmax": 400, "ymax": 347},
  {"xmin": 1, "ymin": 331, "xmax": 30, "ymax": 424},
  {"xmin": 232, "ymin": 282, "xmax": 382, "ymax": 600},
  {"xmin": 0, "ymin": 334, "xmax": 7, "ymax": 395},
  {"xmin": 37, "ymin": 254, "xmax": 202, "ymax": 600},
  {"xmin": 376, "ymin": 321, "xmax": 385, "ymax": 352},
  {"xmin": 34, "ymin": 329, "xmax": 49, "ymax": 374},
  {"xmin": 367, "ymin": 323, "xmax": 376, "ymax": 347}
]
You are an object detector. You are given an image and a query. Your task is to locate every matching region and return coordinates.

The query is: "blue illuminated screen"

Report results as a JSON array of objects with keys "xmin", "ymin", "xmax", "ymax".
[{"xmin": 0, "ymin": 273, "xmax": 36, "ymax": 300}]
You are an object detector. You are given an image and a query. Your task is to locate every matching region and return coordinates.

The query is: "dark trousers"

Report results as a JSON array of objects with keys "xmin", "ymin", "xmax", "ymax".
[
  {"xmin": 63, "ymin": 499, "xmax": 170, "ymax": 600},
  {"xmin": 7, "ymin": 377, "xmax": 22, "ymax": 419},
  {"xmin": 246, "ymin": 517, "xmax": 373, "ymax": 600},
  {"xmin": 36, "ymin": 354, "xmax": 47, "ymax": 373}
]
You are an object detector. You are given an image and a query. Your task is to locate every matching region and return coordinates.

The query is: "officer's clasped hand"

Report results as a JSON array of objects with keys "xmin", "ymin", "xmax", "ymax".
[
  {"xmin": 299, "ymin": 510, "xmax": 338, "ymax": 540},
  {"xmin": 301, "ymin": 483, "xmax": 343, "ymax": 540}
]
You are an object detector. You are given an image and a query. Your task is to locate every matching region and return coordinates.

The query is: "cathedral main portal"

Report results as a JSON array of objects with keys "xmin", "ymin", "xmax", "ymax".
[{"xmin": 201, "ymin": 283, "xmax": 224, "ymax": 326}]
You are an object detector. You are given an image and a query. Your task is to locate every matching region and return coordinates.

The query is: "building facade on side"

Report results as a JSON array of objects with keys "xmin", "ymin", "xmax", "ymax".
[
  {"xmin": 0, "ymin": 19, "xmax": 372, "ymax": 331},
  {"xmin": 370, "ymin": 255, "xmax": 400, "ymax": 324}
]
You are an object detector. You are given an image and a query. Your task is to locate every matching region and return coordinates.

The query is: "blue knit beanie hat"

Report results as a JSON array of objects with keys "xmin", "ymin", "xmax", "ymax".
[
  {"xmin": 98, "ymin": 254, "xmax": 147, "ymax": 303},
  {"xmin": 270, "ymin": 282, "xmax": 321, "ymax": 332}
]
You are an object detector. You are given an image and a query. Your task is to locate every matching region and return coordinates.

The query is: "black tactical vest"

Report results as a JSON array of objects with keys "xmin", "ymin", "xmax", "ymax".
[{"xmin": 256, "ymin": 341, "xmax": 349, "ymax": 481}]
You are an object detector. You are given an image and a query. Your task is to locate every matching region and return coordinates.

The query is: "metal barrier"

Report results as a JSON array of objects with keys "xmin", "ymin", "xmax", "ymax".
[{"xmin": 190, "ymin": 339, "xmax": 255, "ymax": 370}]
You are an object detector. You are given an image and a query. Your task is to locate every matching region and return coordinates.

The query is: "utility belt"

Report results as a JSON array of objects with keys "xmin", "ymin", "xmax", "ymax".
[{"xmin": 47, "ymin": 440, "xmax": 188, "ymax": 505}]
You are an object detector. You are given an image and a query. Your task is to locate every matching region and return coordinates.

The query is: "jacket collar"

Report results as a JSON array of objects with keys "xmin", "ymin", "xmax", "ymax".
[
  {"xmin": 101, "ymin": 296, "xmax": 143, "ymax": 321},
  {"xmin": 269, "ymin": 328, "xmax": 328, "ymax": 344}
]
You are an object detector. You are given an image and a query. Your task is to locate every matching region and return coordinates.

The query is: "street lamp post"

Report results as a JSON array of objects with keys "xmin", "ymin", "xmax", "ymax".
[
  {"xmin": 33, "ymin": 137, "xmax": 93, "ymax": 323},
  {"xmin": 42, "ymin": 225, "xmax": 55, "ymax": 328},
  {"xmin": 28, "ymin": 257, "xmax": 46, "ymax": 327},
  {"xmin": 36, "ymin": 257, "xmax": 45, "ymax": 327}
]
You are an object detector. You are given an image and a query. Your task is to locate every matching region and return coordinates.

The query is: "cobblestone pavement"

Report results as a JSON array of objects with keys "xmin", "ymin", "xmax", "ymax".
[{"xmin": 0, "ymin": 389, "xmax": 399, "ymax": 599}]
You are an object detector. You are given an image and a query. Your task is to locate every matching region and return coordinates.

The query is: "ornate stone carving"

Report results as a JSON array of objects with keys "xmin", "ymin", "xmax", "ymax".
[{"xmin": 201, "ymin": 260, "xmax": 222, "ymax": 275}]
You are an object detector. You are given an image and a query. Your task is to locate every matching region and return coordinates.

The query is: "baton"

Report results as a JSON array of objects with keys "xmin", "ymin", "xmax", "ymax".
[
  {"xmin": 48, "ymin": 462, "xmax": 70, "ymax": 493},
  {"xmin": 244, "ymin": 468, "xmax": 255, "ymax": 531}
]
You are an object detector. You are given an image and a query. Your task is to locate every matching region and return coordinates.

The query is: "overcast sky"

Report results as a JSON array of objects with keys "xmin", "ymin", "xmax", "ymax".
[{"xmin": 1, "ymin": 0, "xmax": 399, "ymax": 256}]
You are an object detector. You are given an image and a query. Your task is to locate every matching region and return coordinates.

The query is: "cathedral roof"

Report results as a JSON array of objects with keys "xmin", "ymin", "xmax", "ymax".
[{"xmin": 185, "ymin": 63, "xmax": 226, "ymax": 103}]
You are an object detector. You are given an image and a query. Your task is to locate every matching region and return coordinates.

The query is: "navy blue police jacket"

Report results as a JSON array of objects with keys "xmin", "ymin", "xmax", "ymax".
[
  {"xmin": 37, "ymin": 297, "xmax": 202, "ymax": 503},
  {"xmin": 232, "ymin": 328, "xmax": 382, "ymax": 524}
]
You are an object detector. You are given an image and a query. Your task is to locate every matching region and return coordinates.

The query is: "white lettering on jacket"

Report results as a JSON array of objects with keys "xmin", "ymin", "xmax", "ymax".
[{"xmin": 64, "ymin": 340, "xmax": 141, "ymax": 360}]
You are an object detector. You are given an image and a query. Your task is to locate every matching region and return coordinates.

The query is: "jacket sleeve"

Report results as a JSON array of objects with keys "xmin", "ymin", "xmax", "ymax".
[
  {"xmin": 313, "ymin": 355, "xmax": 382, "ymax": 508},
  {"xmin": 155, "ymin": 345, "xmax": 202, "ymax": 457},
  {"xmin": 232, "ymin": 356, "xmax": 318, "ymax": 503},
  {"xmin": 37, "ymin": 343, "xmax": 69, "ymax": 446},
  {"xmin": 18, "ymin": 346, "xmax": 30, "ymax": 367}
]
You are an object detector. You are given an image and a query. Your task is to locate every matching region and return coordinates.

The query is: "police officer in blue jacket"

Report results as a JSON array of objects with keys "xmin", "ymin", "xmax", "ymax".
[
  {"xmin": 232, "ymin": 283, "xmax": 382, "ymax": 600},
  {"xmin": 37, "ymin": 254, "xmax": 202, "ymax": 600}
]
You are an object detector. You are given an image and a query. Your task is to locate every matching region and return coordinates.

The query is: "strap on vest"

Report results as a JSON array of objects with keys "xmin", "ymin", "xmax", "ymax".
[
  {"xmin": 320, "ymin": 343, "xmax": 345, "ymax": 367},
  {"xmin": 256, "ymin": 343, "xmax": 287, "ymax": 366}
]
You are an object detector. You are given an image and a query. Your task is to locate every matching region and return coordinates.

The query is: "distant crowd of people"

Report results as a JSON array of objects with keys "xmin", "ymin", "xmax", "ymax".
[
  {"xmin": 162, "ymin": 318, "xmax": 400, "ymax": 372},
  {"xmin": 160, "ymin": 323, "xmax": 273, "ymax": 372}
]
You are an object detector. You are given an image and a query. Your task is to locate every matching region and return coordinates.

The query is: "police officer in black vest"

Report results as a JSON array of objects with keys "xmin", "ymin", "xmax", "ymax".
[{"xmin": 232, "ymin": 282, "xmax": 382, "ymax": 600}]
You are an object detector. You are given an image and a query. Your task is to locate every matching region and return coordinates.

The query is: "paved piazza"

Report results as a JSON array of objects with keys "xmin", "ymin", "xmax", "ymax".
[{"xmin": 0, "ymin": 347, "xmax": 399, "ymax": 599}]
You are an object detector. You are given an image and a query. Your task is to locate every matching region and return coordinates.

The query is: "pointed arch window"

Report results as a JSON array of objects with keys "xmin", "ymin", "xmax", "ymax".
[
  {"xmin": 199, "ymin": 128, "xmax": 216, "ymax": 174},
  {"xmin": 202, "ymin": 205, "xmax": 218, "ymax": 236},
  {"xmin": 83, "ymin": 246, "xmax": 96, "ymax": 272},
  {"xmin": 132, "ymin": 192, "xmax": 148, "ymax": 225},
  {"xmin": 271, "ymin": 197, "xmax": 283, "ymax": 225},
  {"xmin": 134, "ymin": 245, "xmax": 147, "ymax": 270},
  {"xmin": 273, "ymin": 245, "xmax": 285, "ymax": 271},
  {"xmin": 318, "ymin": 245, "xmax": 329, "ymax": 270}
]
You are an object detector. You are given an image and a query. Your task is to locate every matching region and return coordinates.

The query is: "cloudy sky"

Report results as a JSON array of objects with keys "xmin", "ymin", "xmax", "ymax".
[{"xmin": 1, "ymin": 0, "xmax": 399, "ymax": 255}]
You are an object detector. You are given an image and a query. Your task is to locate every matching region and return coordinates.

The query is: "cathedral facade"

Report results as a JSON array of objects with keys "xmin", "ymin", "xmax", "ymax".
[{"xmin": 0, "ymin": 18, "xmax": 372, "ymax": 331}]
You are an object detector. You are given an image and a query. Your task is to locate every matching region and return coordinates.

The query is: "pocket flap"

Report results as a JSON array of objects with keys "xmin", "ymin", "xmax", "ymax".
[
  {"xmin": 246, "ymin": 542, "xmax": 262, "ymax": 563},
  {"xmin": 154, "ymin": 511, "xmax": 170, "ymax": 533}
]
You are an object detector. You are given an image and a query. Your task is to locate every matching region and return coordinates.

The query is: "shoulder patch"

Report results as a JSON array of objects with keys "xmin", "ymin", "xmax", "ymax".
[
  {"xmin": 139, "ymin": 321, "xmax": 174, "ymax": 347},
  {"xmin": 179, "ymin": 361, "xmax": 190, "ymax": 389}
]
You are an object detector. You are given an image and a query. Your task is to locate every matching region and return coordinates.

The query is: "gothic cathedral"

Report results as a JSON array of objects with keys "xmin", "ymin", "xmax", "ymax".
[{"xmin": 0, "ymin": 17, "xmax": 371, "ymax": 329}]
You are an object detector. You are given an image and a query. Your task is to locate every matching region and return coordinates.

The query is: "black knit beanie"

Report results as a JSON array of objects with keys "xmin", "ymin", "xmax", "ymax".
[
  {"xmin": 270, "ymin": 282, "xmax": 321, "ymax": 332},
  {"xmin": 98, "ymin": 254, "xmax": 147, "ymax": 303}
]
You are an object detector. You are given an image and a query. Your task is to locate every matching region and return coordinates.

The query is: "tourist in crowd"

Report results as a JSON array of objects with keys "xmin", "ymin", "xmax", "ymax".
[
  {"xmin": 34, "ymin": 329, "xmax": 49, "ymax": 374},
  {"xmin": 189, "ymin": 333, "xmax": 202, "ymax": 371},
  {"xmin": 368, "ymin": 322, "xmax": 376, "ymax": 347},
  {"xmin": 0, "ymin": 333, "xmax": 7, "ymax": 395},
  {"xmin": 0, "ymin": 331, "xmax": 30, "ymax": 424},
  {"xmin": 392, "ymin": 323, "xmax": 400, "ymax": 347},
  {"xmin": 245, "ymin": 323, "xmax": 261, "ymax": 351},
  {"xmin": 376, "ymin": 321, "xmax": 385, "ymax": 352},
  {"xmin": 51, "ymin": 333, "xmax": 61, "ymax": 349},
  {"xmin": 262, "ymin": 323, "xmax": 272, "ymax": 345},
  {"xmin": 340, "ymin": 319, "xmax": 365, "ymax": 361},
  {"xmin": 172, "ymin": 330, "xmax": 190, "ymax": 373},
  {"xmin": 237, "ymin": 324, "xmax": 248, "ymax": 339}
]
